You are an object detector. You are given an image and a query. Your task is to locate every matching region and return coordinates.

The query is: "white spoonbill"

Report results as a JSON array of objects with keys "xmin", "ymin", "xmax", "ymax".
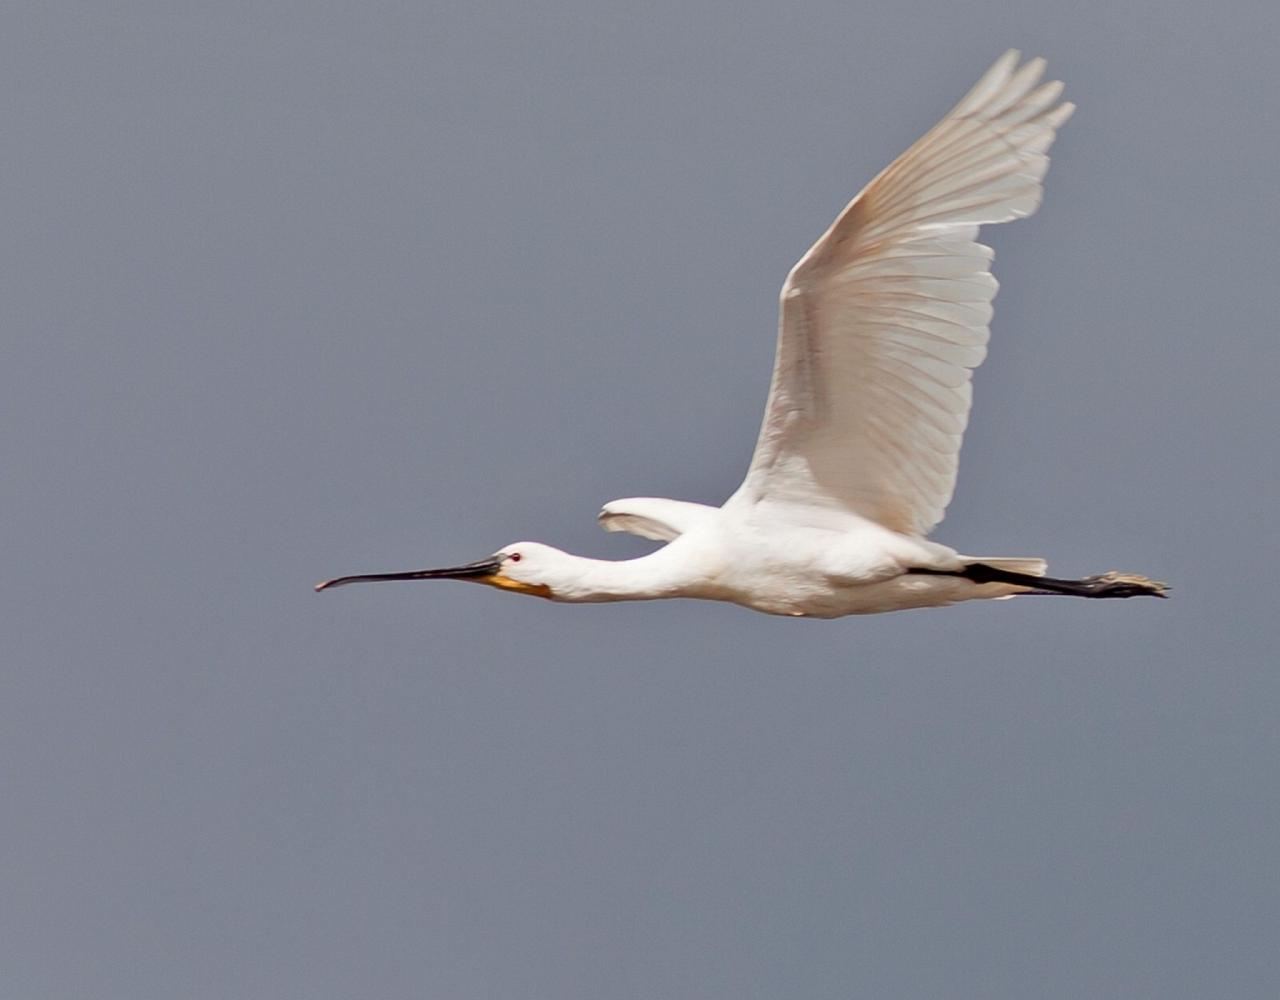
[{"xmin": 317, "ymin": 51, "xmax": 1167, "ymax": 617}]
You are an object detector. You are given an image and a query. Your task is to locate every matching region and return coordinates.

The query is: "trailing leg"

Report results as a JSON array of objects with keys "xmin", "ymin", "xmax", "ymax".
[{"xmin": 912, "ymin": 563, "xmax": 1169, "ymax": 599}]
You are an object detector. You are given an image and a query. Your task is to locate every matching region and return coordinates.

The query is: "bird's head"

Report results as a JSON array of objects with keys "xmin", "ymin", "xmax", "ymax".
[{"xmin": 315, "ymin": 541, "xmax": 566, "ymax": 599}]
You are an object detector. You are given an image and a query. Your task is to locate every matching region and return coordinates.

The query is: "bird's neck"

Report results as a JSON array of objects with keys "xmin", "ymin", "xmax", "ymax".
[{"xmin": 551, "ymin": 546, "xmax": 705, "ymax": 603}]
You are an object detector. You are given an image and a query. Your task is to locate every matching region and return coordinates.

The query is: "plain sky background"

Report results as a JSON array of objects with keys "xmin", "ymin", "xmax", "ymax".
[{"xmin": 4, "ymin": 2, "xmax": 1278, "ymax": 998}]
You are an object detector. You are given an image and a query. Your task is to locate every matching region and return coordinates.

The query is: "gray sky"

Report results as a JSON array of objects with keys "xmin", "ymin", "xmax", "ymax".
[{"xmin": 3, "ymin": 2, "xmax": 1277, "ymax": 998}]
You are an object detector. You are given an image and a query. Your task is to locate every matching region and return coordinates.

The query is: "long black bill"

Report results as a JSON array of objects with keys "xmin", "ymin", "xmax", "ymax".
[{"xmin": 315, "ymin": 557, "xmax": 501, "ymax": 593}]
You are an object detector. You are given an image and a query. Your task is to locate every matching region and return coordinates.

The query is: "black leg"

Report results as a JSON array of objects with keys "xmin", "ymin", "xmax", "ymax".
[{"xmin": 911, "ymin": 564, "xmax": 1169, "ymax": 599}]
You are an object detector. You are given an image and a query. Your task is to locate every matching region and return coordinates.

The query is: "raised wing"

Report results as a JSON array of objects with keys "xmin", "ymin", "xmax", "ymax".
[
  {"xmin": 598, "ymin": 497, "xmax": 718, "ymax": 541},
  {"xmin": 734, "ymin": 51, "xmax": 1074, "ymax": 536}
]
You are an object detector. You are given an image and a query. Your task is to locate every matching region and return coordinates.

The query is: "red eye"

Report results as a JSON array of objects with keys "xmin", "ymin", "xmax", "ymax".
[{"xmin": 509, "ymin": 552, "xmax": 522, "ymax": 563}]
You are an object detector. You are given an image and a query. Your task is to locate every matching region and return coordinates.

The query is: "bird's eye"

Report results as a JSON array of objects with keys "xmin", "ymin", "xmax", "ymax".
[{"xmin": 509, "ymin": 552, "xmax": 522, "ymax": 563}]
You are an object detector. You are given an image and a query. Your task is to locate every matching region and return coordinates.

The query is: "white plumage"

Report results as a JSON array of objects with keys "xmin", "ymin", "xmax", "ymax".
[
  {"xmin": 317, "ymin": 52, "xmax": 1167, "ymax": 616},
  {"xmin": 742, "ymin": 50, "xmax": 1073, "ymax": 537}
]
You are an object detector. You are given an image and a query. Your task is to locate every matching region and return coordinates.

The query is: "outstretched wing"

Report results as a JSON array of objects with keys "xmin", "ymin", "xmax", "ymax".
[{"xmin": 733, "ymin": 51, "xmax": 1074, "ymax": 537}]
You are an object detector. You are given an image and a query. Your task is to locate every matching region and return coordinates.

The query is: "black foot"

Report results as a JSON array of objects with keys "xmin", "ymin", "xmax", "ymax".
[{"xmin": 1064, "ymin": 571, "xmax": 1169, "ymax": 599}]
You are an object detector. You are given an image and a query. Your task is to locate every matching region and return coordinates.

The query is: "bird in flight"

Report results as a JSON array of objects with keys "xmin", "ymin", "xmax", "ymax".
[{"xmin": 317, "ymin": 51, "xmax": 1166, "ymax": 617}]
